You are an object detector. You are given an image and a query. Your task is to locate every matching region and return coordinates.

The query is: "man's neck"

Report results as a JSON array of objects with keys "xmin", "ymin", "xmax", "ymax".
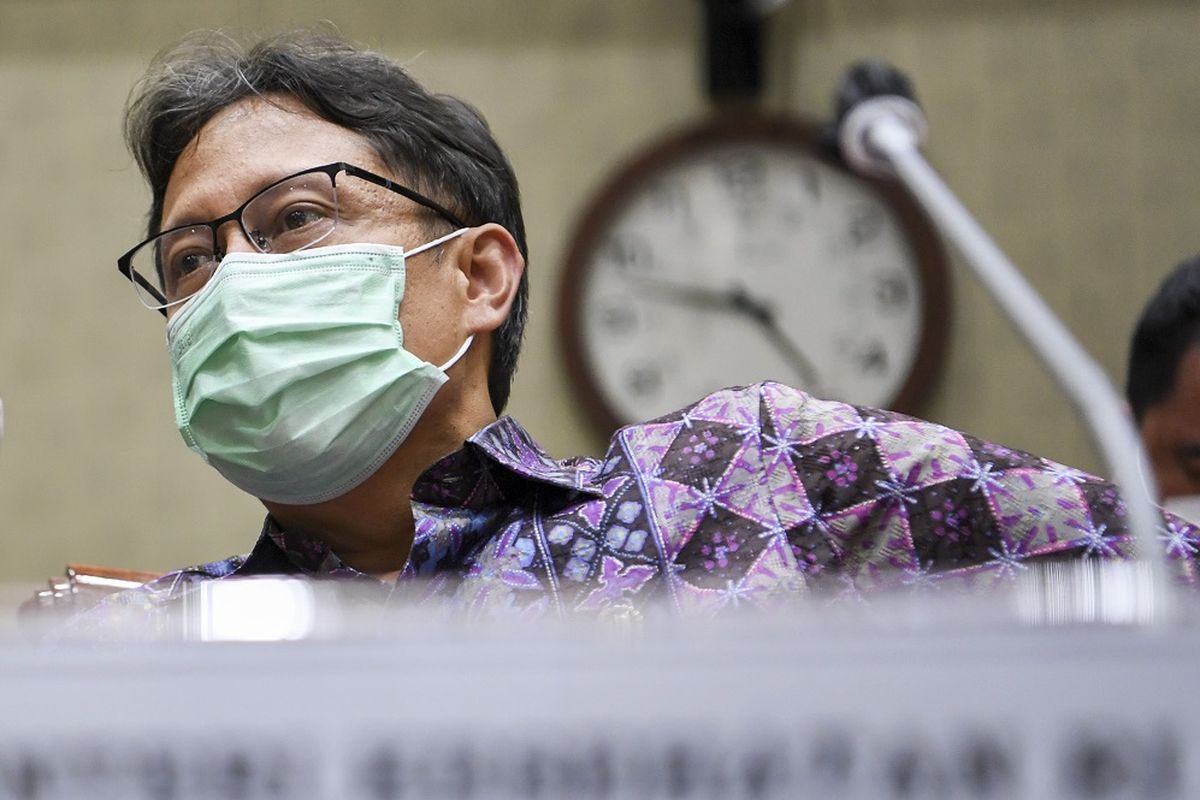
[{"xmin": 260, "ymin": 404, "xmax": 497, "ymax": 576}]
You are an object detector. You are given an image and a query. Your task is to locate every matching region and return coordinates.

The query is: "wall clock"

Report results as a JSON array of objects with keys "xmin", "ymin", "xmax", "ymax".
[{"xmin": 558, "ymin": 112, "xmax": 949, "ymax": 436}]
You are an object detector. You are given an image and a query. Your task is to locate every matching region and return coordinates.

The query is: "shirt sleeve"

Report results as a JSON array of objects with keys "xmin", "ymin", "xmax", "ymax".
[
  {"xmin": 44, "ymin": 557, "xmax": 247, "ymax": 643},
  {"xmin": 755, "ymin": 381, "xmax": 1200, "ymax": 593}
]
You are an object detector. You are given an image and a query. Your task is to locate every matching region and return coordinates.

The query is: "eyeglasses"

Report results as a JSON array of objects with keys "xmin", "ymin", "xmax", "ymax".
[{"xmin": 117, "ymin": 162, "xmax": 467, "ymax": 315}]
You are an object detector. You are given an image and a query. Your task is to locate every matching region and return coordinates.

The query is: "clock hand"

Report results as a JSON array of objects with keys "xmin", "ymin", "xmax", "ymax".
[
  {"xmin": 628, "ymin": 274, "xmax": 753, "ymax": 314},
  {"xmin": 727, "ymin": 287, "xmax": 825, "ymax": 394},
  {"xmin": 628, "ymin": 275, "xmax": 825, "ymax": 393}
]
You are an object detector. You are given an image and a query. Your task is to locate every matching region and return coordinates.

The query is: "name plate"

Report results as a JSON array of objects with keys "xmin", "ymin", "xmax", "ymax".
[{"xmin": 0, "ymin": 615, "xmax": 1196, "ymax": 799}]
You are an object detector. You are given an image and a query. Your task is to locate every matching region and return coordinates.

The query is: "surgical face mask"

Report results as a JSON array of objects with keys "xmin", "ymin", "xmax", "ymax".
[
  {"xmin": 1164, "ymin": 494, "xmax": 1200, "ymax": 526},
  {"xmin": 165, "ymin": 232, "xmax": 470, "ymax": 505}
]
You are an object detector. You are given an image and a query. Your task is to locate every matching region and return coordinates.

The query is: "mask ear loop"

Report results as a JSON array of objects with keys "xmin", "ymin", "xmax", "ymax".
[
  {"xmin": 438, "ymin": 335, "xmax": 474, "ymax": 372},
  {"xmin": 404, "ymin": 227, "xmax": 474, "ymax": 373},
  {"xmin": 406, "ymin": 227, "xmax": 470, "ymax": 259}
]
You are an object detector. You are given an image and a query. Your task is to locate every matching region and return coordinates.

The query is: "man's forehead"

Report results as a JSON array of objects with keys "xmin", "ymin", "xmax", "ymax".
[{"xmin": 160, "ymin": 94, "xmax": 384, "ymax": 226}]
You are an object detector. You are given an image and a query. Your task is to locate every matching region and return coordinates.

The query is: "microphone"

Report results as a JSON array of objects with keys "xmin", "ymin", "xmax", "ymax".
[
  {"xmin": 834, "ymin": 60, "xmax": 927, "ymax": 178},
  {"xmin": 831, "ymin": 61, "xmax": 1174, "ymax": 622}
]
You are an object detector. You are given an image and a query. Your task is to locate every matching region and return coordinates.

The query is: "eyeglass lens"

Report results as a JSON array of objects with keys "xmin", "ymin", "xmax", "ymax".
[{"xmin": 129, "ymin": 170, "xmax": 340, "ymax": 309}]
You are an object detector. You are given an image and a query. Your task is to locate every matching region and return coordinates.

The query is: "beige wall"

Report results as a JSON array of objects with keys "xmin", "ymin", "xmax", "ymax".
[{"xmin": 0, "ymin": 0, "xmax": 1196, "ymax": 580}]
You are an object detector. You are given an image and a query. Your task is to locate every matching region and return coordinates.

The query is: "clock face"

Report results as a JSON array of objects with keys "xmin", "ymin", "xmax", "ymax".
[{"xmin": 560, "ymin": 116, "xmax": 947, "ymax": 433}]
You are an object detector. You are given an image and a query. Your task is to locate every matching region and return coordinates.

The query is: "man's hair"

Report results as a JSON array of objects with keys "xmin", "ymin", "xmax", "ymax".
[
  {"xmin": 1126, "ymin": 256, "xmax": 1200, "ymax": 424},
  {"xmin": 125, "ymin": 30, "xmax": 528, "ymax": 414}
]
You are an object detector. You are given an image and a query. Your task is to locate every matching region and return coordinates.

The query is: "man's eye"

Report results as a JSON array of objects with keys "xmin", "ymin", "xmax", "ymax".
[
  {"xmin": 1176, "ymin": 447, "xmax": 1200, "ymax": 482},
  {"xmin": 281, "ymin": 205, "xmax": 329, "ymax": 232},
  {"xmin": 170, "ymin": 250, "xmax": 213, "ymax": 277},
  {"xmin": 161, "ymin": 248, "xmax": 215, "ymax": 299}
]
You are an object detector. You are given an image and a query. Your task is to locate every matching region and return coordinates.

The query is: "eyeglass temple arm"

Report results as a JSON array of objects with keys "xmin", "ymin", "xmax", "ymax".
[
  {"xmin": 121, "ymin": 261, "xmax": 169, "ymax": 317},
  {"xmin": 341, "ymin": 165, "xmax": 468, "ymax": 229}
]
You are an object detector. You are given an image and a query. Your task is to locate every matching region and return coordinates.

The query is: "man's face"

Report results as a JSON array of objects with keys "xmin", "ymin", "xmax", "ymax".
[
  {"xmin": 160, "ymin": 94, "xmax": 465, "ymax": 367},
  {"xmin": 1139, "ymin": 343, "xmax": 1200, "ymax": 500}
]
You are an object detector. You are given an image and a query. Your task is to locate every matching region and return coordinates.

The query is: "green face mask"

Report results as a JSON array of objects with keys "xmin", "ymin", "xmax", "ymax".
[{"xmin": 165, "ymin": 234, "xmax": 471, "ymax": 505}]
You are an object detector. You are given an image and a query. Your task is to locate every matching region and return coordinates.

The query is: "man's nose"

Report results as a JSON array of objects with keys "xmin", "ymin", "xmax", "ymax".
[{"xmin": 215, "ymin": 220, "xmax": 261, "ymax": 256}]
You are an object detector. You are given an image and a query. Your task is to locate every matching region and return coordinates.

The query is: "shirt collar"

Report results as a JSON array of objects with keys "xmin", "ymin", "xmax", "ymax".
[
  {"xmin": 237, "ymin": 415, "xmax": 602, "ymax": 580},
  {"xmin": 414, "ymin": 415, "xmax": 605, "ymax": 507},
  {"xmin": 231, "ymin": 517, "xmax": 372, "ymax": 580}
]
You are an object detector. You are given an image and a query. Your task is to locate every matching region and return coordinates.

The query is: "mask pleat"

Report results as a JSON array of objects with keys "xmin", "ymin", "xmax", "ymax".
[{"xmin": 166, "ymin": 238, "xmax": 469, "ymax": 505}]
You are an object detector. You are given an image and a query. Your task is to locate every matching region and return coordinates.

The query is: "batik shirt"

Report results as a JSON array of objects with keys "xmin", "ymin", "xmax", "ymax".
[{"xmin": 84, "ymin": 382, "xmax": 1200, "ymax": 622}]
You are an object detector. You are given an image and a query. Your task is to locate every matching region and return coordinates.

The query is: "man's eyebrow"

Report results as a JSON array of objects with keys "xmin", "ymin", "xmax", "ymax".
[
  {"xmin": 158, "ymin": 216, "xmax": 210, "ymax": 233},
  {"xmin": 160, "ymin": 200, "xmax": 224, "ymax": 233},
  {"xmin": 1172, "ymin": 442, "xmax": 1200, "ymax": 460},
  {"xmin": 160, "ymin": 168, "xmax": 293, "ymax": 231}
]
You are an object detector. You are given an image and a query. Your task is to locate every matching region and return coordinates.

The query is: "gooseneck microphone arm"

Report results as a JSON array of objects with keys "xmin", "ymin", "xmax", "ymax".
[{"xmin": 835, "ymin": 62, "xmax": 1172, "ymax": 618}]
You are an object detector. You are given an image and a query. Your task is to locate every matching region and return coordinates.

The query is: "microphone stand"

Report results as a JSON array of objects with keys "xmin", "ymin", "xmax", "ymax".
[{"xmin": 837, "ymin": 70, "xmax": 1174, "ymax": 624}]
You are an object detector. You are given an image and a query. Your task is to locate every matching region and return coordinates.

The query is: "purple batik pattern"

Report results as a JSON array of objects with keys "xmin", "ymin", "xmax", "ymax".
[{"xmin": 79, "ymin": 382, "xmax": 1200, "ymax": 621}]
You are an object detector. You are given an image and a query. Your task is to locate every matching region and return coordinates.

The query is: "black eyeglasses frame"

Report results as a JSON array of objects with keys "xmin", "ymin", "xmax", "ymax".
[{"xmin": 116, "ymin": 161, "xmax": 469, "ymax": 316}]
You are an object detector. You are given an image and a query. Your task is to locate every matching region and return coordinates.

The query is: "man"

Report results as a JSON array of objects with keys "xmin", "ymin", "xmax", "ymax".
[
  {"xmin": 99, "ymin": 31, "xmax": 1197, "ymax": 624},
  {"xmin": 1128, "ymin": 257, "xmax": 1200, "ymax": 520}
]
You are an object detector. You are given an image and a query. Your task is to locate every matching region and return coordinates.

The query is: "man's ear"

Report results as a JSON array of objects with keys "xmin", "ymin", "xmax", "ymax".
[{"xmin": 454, "ymin": 223, "xmax": 525, "ymax": 335}]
